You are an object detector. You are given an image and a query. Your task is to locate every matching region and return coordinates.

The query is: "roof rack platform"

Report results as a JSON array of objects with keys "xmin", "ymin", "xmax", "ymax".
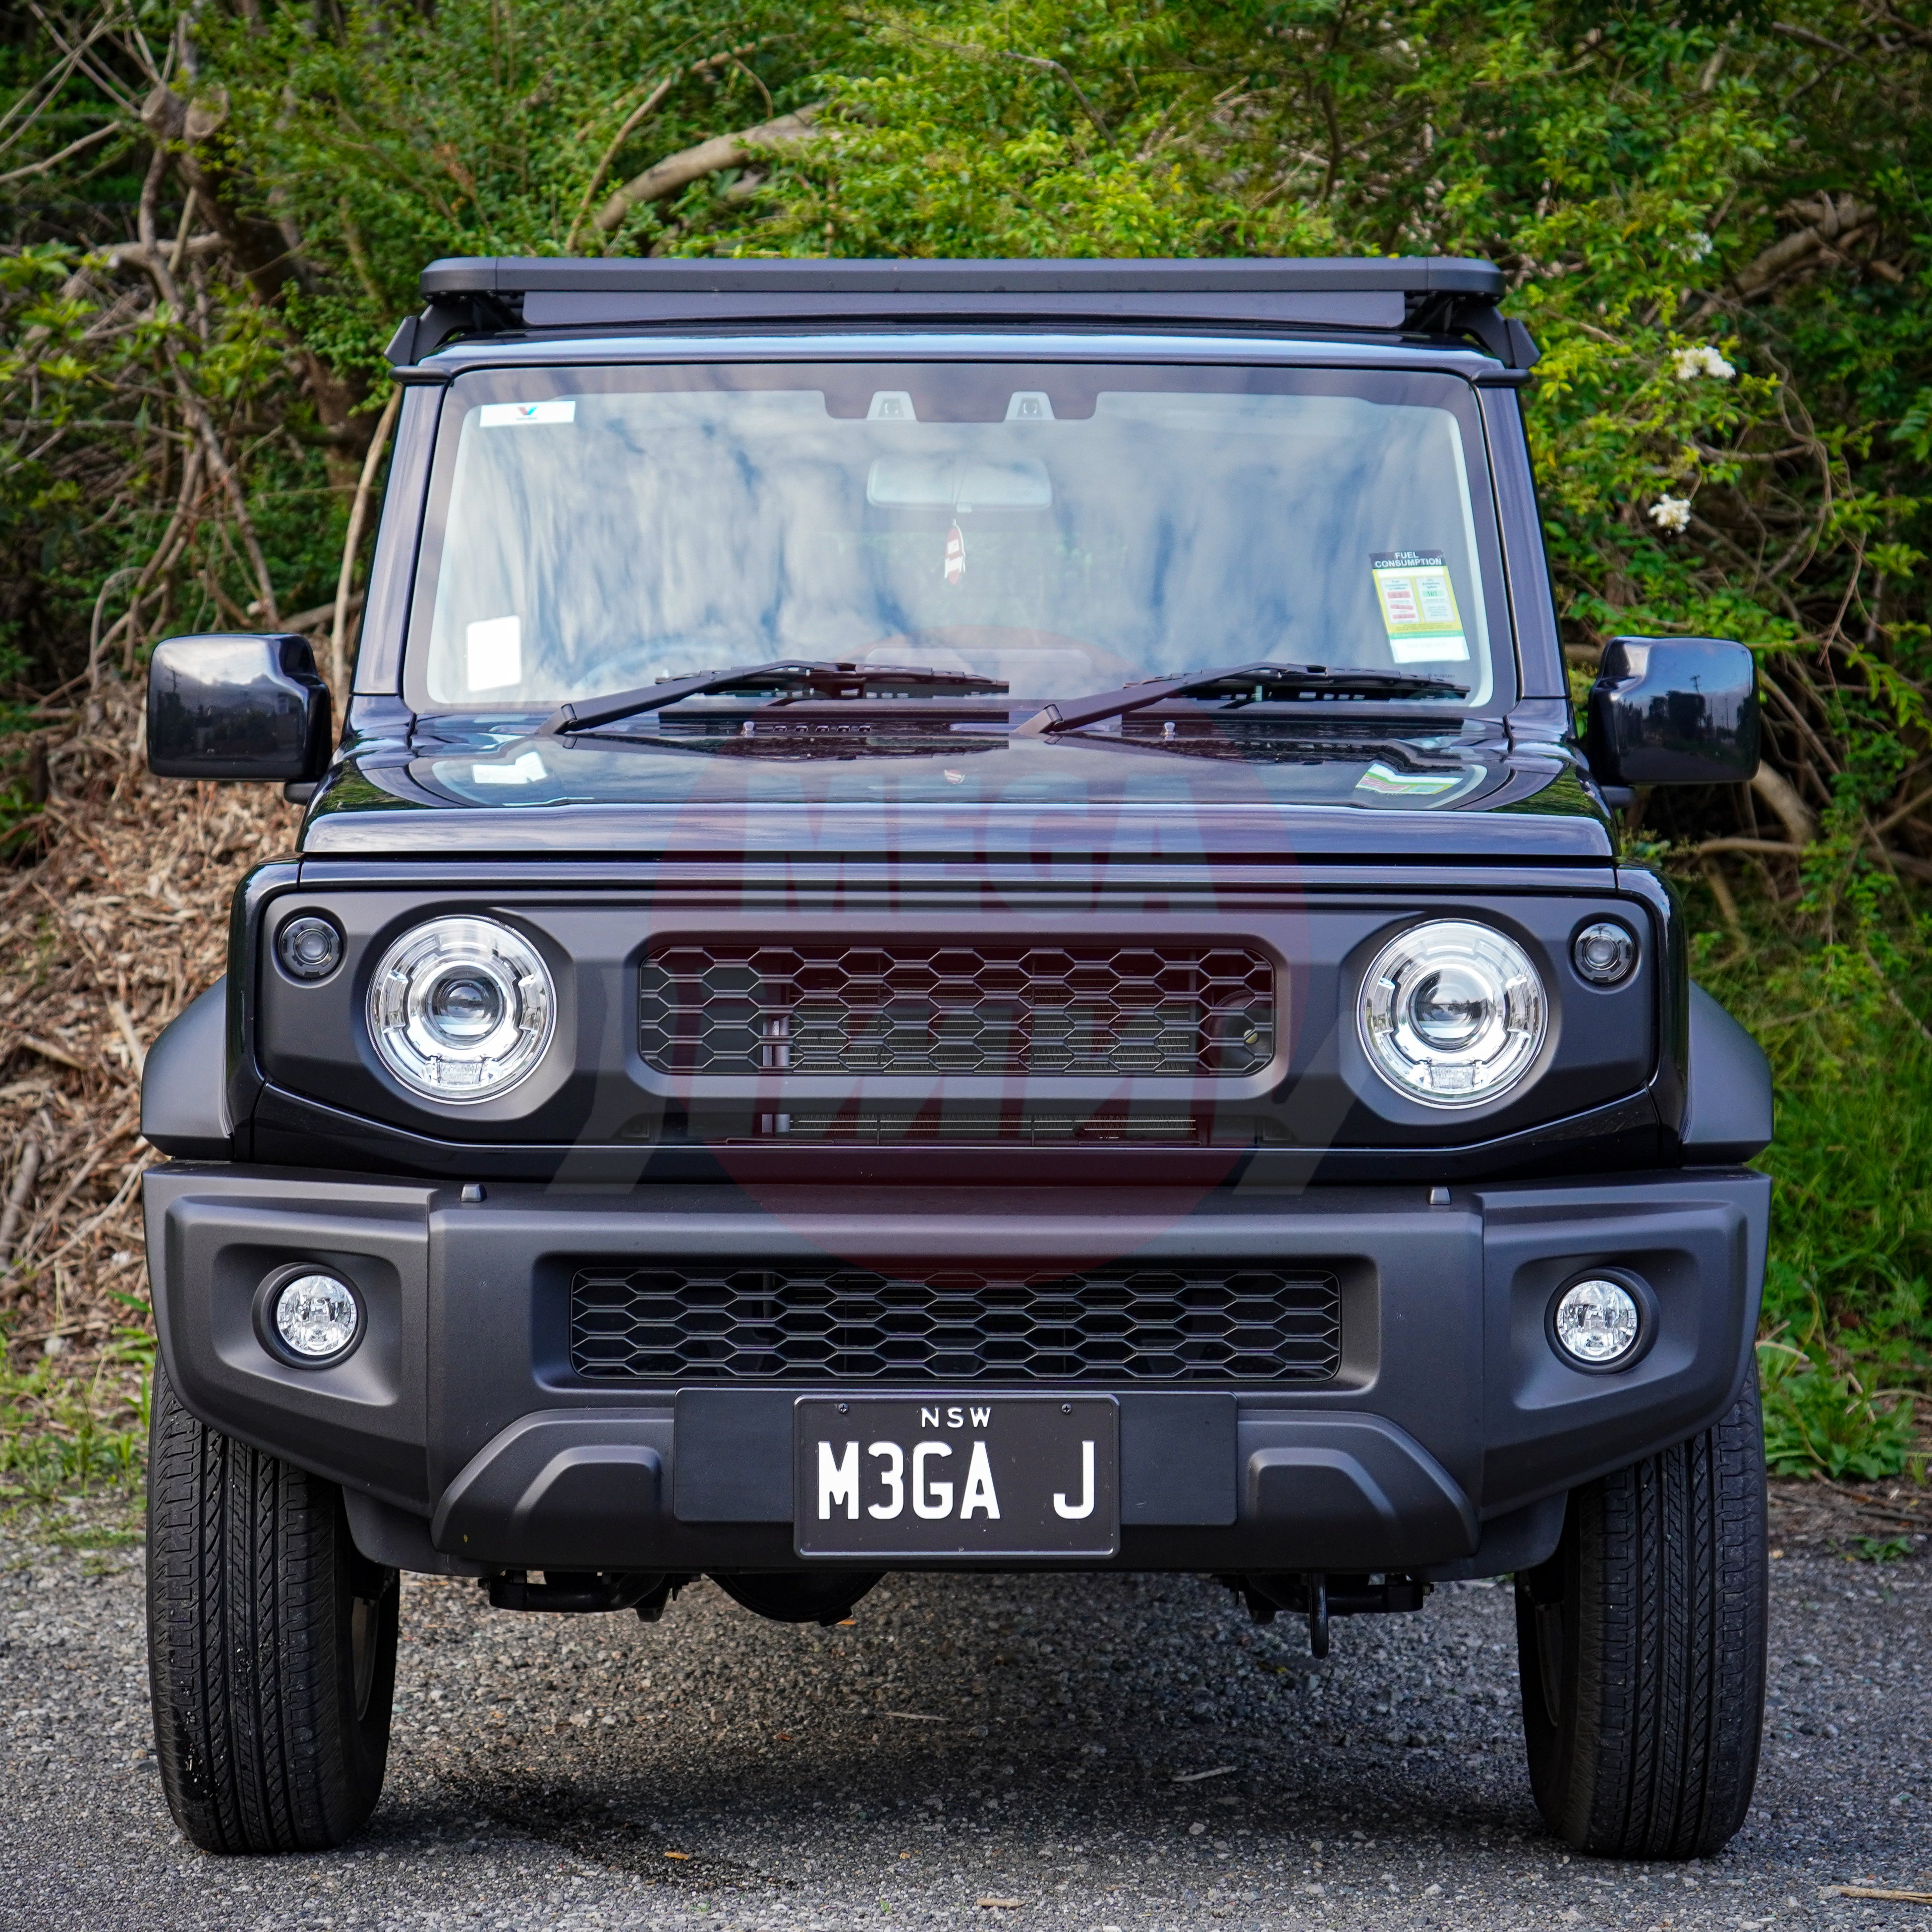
[{"xmin": 390, "ymin": 255, "xmax": 1534, "ymax": 369}]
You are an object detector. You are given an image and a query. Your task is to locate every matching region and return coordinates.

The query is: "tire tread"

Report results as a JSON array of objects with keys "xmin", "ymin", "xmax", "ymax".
[
  {"xmin": 1518, "ymin": 1373, "xmax": 1767, "ymax": 1859},
  {"xmin": 146, "ymin": 1369, "xmax": 394, "ymax": 1853}
]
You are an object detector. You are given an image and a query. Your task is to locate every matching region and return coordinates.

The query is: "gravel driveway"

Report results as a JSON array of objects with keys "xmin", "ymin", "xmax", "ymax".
[{"xmin": 2, "ymin": 1494, "xmax": 1929, "ymax": 1932}]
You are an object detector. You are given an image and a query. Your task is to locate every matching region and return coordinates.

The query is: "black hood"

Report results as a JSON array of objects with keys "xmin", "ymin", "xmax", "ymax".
[{"xmin": 300, "ymin": 703, "xmax": 1612, "ymax": 862}]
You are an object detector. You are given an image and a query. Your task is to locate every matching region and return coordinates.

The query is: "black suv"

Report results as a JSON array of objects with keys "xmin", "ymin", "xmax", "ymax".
[{"xmin": 139, "ymin": 256, "xmax": 1773, "ymax": 1862}]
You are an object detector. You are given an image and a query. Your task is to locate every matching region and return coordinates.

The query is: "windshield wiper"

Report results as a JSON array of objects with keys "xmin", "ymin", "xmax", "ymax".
[
  {"xmin": 537, "ymin": 660, "xmax": 1009, "ymax": 738},
  {"xmin": 1011, "ymin": 661, "xmax": 1468, "ymax": 738}
]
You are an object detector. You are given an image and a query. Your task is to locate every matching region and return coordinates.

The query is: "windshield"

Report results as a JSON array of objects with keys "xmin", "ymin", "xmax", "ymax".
[{"xmin": 406, "ymin": 362, "xmax": 1506, "ymax": 716}]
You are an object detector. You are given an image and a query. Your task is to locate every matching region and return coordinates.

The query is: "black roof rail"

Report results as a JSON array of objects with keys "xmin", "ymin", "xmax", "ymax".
[{"xmin": 386, "ymin": 255, "xmax": 1536, "ymax": 370}]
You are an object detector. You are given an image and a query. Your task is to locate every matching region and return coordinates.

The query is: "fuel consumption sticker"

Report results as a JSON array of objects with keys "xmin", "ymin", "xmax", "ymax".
[{"xmin": 1371, "ymin": 551, "xmax": 1470, "ymax": 663}]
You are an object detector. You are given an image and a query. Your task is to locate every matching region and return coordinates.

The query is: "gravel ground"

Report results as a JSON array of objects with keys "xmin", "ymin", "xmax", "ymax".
[{"xmin": 2, "ymin": 1492, "xmax": 1929, "ymax": 1932}]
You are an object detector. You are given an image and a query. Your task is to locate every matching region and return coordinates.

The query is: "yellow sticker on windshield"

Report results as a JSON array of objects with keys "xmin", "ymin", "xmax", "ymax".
[{"xmin": 1371, "ymin": 551, "xmax": 1470, "ymax": 663}]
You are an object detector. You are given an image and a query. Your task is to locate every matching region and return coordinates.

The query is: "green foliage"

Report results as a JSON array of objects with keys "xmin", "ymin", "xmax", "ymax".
[
  {"xmin": 1699, "ymin": 898, "xmax": 1932, "ymax": 1360},
  {"xmin": 1698, "ymin": 874, "xmax": 1931, "ymax": 1478},
  {"xmin": 1847, "ymin": 1534, "xmax": 1917, "ymax": 1561},
  {"xmin": 0, "ymin": 1333, "xmax": 149, "ymax": 1512},
  {"xmin": 203, "ymin": 0, "xmax": 842, "ymax": 370},
  {"xmin": 702, "ymin": 4, "xmax": 1341, "ymax": 260},
  {"xmin": 1759, "ymin": 1340, "xmax": 1919, "ymax": 1481}
]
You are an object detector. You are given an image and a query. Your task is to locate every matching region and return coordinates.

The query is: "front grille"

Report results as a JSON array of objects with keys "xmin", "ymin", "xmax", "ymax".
[
  {"xmin": 638, "ymin": 941, "xmax": 1275, "ymax": 1078},
  {"xmin": 569, "ymin": 1262, "xmax": 1341, "ymax": 1383}
]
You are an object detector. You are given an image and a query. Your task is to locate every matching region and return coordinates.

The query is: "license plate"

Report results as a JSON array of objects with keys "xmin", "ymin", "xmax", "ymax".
[{"xmin": 794, "ymin": 1396, "xmax": 1120, "ymax": 1559}]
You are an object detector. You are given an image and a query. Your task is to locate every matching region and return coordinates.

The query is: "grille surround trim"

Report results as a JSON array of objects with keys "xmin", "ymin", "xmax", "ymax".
[{"xmin": 569, "ymin": 1260, "xmax": 1342, "ymax": 1384}]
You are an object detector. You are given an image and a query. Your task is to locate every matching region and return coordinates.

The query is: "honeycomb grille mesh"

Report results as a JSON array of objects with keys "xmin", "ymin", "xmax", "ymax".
[
  {"xmin": 569, "ymin": 1262, "xmax": 1341, "ymax": 1383},
  {"xmin": 637, "ymin": 941, "xmax": 1274, "ymax": 1078}
]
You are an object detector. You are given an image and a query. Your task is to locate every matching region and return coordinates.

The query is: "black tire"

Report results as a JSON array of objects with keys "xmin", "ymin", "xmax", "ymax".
[
  {"xmin": 146, "ymin": 1367, "xmax": 399, "ymax": 1854},
  {"xmin": 1514, "ymin": 1368, "xmax": 1768, "ymax": 1859}
]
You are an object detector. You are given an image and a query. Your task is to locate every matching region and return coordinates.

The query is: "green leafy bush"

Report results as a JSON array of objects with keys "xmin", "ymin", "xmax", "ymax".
[
  {"xmin": 1760, "ymin": 1340, "xmax": 1920, "ymax": 1482},
  {"xmin": 0, "ymin": 1335, "xmax": 148, "ymax": 1511}
]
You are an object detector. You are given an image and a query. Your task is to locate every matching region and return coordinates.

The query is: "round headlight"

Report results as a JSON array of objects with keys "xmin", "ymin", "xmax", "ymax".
[
  {"xmin": 1358, "ymin": 920, "xmax": 1547, "ymax": 1108},
  {"xmin": 368, "ymin": 916, "xmax": 554, "ymax": 1101},
  {"xmin": 272, "ymin": 1272, "xmax": 362, "ymax": 1363},
  {"xmin": 1552, "ymin": 1277, "xmax": 1641, "ymax": 1367}
]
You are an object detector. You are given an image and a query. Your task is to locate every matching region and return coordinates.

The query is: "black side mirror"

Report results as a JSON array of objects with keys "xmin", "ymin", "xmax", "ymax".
[
  {"xmin": 147, "ymin": 634, "xmax": 333, "ymax": 783},
  {"xmin": 1584, "ymin": 636, "xmax": 1759, "ymax": 787}
]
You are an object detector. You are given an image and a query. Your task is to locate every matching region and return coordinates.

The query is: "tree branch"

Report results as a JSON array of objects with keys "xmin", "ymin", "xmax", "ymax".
[
  {"xmin": 593, "ymin": 106, "xmax": 822, "ymax": 233},
  {"xmin": 168, "ymin": 352, "xmax": 278, "ymax": 625},
  {"xmin": 565, "ymin": 72, "xmax": 678, "ymax": 252},
  {"xmin": 1696, "ymin": 837, "xmax": 1806, "ymax": 857},
  {"xmin": 141, "ymin": 82, "xmax": 304, "ymax": 304},
  {"xmin": 330, "ymin": 387, "xmax": 400, "ymax": 703},
  {"xmin": 1751, "ymin": 763, "xmax": 1819, "ymax": 845},
  {"xmin": 994, "ymin": 51, "xmax": 1109, "ymax": 137},
  {"xmin": 1732, "ymin": 195, "xmax": 1877, "ymax": 300},
  {"xmin": 0, "ymin": 120, "xmax": 117, "ymax": 187}
]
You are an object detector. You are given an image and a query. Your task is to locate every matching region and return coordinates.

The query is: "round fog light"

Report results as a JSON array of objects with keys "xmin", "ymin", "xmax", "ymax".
[
  {"xmin": 1553, "ymin": 1278, "xmax": 1641, "ymax": 1367},
  {"xmin": 272, "ymin": 1273, "xmax": 362, "ymax": 1363}
]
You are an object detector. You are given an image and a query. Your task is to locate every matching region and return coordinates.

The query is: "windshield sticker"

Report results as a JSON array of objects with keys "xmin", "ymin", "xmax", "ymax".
[
  {"xmin": 1355, "ymin": 761, "xmax": 1463, "ymax": 797},
  {"xmin": 478, "ymin": 400, "xmax": 575, "ymax": 427},
  {"xmin": 471, "ymin": 749, "xmax": 548, "ymax": 787},
  {"xmin": 466, "ymin": 615, "xmax": 523, "ymax": 690},
  {"xmin": 944, "ymin": 519, "xmax": 966, "ymax": 586},
  {"xmin": 1371, "ymin": 551, "xmax": 1470, "ymax": 663}
]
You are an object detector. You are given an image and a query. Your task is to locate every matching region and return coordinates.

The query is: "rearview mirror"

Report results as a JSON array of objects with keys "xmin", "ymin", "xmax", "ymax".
[
  {"xmin": 147, "ymin": 633, "xmax": 333, "ymax": 783},
  {"xmin": 866, "ymin": 456, "xmax": 1052, "ymax": 509},
  {"xmin": 1584, "ymin": 636, "xmax": 1759, "ymax": 787}
]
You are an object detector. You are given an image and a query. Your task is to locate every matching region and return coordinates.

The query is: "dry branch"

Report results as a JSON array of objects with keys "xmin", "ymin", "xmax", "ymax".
[
  {"xmin": 1695, "ymin": 837, "xmax": 1808, "ymax": 858},
  {"xmin": 1733, "ymin": 195, "xmax": 1877, "ymax": 299},
  {"xmin": 329, "ymin": 387, "xmax": 401, "ymax": 702},
  {"xmin": 0, "ymin": 118, "xmax": 118, "ymax": 186},
  {"xmin": 565, "ymin": 72, "xmax": 679, "ymax": 252},
  {"xmin": 1, "ymin": 687, "xmax": 295, "ymax": 1367},
  {"xmin": 1751, "ymin": 764, "xmax": 1819, "ymax": 846},
  {"xmin": 0, "ymin": 1142, "xmax": 42, "ymax": 1268},
  {"xmin": 592, "ymin": 106, "xmax": 821, "ymax": 232}
]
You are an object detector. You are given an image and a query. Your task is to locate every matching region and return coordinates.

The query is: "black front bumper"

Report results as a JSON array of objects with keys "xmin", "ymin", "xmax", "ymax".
[{"xmin": 143, "ymin": 1167, "xmax": 1767, "ymax": 1581}]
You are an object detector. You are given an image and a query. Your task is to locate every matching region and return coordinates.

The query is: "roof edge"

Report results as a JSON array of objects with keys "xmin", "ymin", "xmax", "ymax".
[{"xmin": 419, "ymin": 254, "xmax": 1505, "ymax": 301}]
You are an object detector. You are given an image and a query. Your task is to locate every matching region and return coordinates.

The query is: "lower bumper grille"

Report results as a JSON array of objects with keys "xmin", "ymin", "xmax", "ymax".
[
  {"xmin": 730, "ymin": 1111, "xmax": 1290, "ymax": 1144},
  {"xmin": 569, "ymin": 1262, "xmax": 1341, "ymax": 1384}
]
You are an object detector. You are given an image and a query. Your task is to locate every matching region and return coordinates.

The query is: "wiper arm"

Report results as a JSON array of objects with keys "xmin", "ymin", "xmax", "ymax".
[
  {"xmin": 538, "ymin": 660, "xmax": 1008, "ymax": 737},
  {"xmin": 1012, "ymin": 661, "xmax": 1468, "ymax": 738}
]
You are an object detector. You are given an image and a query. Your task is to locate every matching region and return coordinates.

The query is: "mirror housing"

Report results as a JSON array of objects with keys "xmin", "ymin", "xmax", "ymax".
[
  {"xmin": 1584, "ymin": 636, "xmax": 1759, "ymax": 787},
  {"xmin": 147, "ymin": 634, "xmax": 333, "ymax": 783}
]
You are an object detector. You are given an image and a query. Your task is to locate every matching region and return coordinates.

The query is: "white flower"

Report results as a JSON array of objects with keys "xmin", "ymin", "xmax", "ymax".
[
  {"xmin": 1672, "ymin": 344, "xmax": 1736, "ymax": 381},
  {"xmin": 1649, "ymin": 496, "xmax": 1694, "ymax": 534}
]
